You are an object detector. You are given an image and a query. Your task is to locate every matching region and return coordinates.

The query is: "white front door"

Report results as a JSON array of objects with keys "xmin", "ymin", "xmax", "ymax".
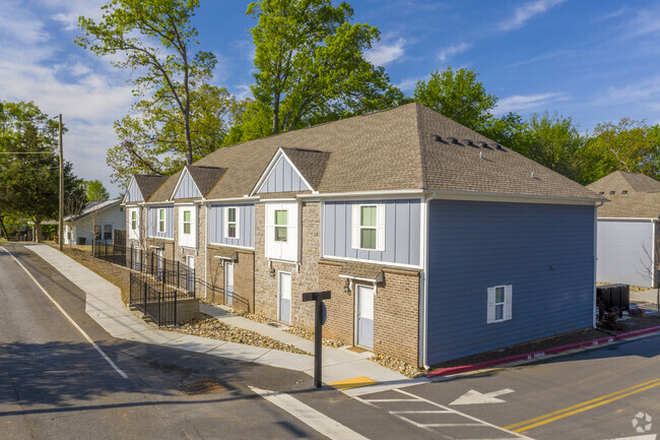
[
  {"xmin": 225, "ymin": 262, "xmax": 234, "ymax": 306},
  {"xmin": 186, "ymin": 255, "xmax": 194, "ymax": 293},
  {"xmin": 278, "ymin": 271, "xmax": 291, "ymax": 324},
  {"xmin": 356, "ymin": 285, "xmax": 375, "ymax": 350}
]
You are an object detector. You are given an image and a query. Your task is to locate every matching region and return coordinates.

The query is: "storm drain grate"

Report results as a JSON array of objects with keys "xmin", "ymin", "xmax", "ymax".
[{"xmin": 178, "ymin": 379, "xmax": 225, "ymax": 395}]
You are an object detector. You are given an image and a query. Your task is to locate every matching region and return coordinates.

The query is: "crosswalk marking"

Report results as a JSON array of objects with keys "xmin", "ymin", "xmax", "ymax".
[{"xmin": 356, "ymin": 388, "xmax": 535, "ymax": 440}]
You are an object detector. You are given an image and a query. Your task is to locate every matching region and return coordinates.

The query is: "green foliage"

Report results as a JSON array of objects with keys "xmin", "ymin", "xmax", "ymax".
[
  {"xmin": 85, "ymin": 179, "xmax": 110, "ymax": 202},
  {"xmin": 239, "ymin": 0, "xmax": 405, "ymax": 141},
  {"xmin": 414, "ymin": 67, "xmax": 498, "ymax": 131},
  {"xmin": 77, "ymin": 0, "xmax": 228, "ymax": 186},
  {"xmin": 0, "ymin": 100, "xmax": 86, "ymax": 241}
]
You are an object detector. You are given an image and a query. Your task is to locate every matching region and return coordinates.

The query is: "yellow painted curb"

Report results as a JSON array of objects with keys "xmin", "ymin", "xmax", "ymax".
[{"xmin": 329, "ymin": 376, "xmax": 378, "ymax": 391}]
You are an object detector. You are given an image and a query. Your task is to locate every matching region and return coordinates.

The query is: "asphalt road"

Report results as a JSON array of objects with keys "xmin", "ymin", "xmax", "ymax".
[
  {"xmin": 358, "ymin": 328, "xmax": 660, "ymax": 440},
  {"xmin": 2, "ymin": 242, "xmax": 659, "ymax": 440},
  {"xmin": 0, "ymin": 243, "xmax": 430, "ymax": 440}
]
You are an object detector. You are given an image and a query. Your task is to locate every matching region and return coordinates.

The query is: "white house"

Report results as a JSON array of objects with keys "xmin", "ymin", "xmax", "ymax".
[{"xmin": 64, "ymin": 199, "xmax": 125, "ymax": 245}]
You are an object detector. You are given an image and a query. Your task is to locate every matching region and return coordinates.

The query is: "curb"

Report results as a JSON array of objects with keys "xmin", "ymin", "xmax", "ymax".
[{"xmin": 427, "ymin": 326, "xmax": 660, "ymax": 378}]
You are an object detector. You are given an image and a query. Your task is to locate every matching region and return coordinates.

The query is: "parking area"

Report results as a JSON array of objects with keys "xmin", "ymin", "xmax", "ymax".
[{"xmin": 356, "ymin": 334, "xmax": 660, "ymax": 440}]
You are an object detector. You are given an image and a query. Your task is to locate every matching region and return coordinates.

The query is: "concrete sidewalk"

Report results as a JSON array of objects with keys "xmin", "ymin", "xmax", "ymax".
[
  {"xmin": 27, "ymin": 244, "xmax": 425, "ymax": 396},
  {"xmin": 632, "ymin": 288, "xmax": 659, "ymax": 306}
]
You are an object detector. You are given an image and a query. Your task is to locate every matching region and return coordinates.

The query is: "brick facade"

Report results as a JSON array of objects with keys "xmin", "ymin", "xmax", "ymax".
[{"xmin": 206, "ymin": 247, "xmax": 255, "ymax": 312}]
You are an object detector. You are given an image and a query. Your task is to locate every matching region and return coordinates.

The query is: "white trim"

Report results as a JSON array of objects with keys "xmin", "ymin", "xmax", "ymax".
[
  {"xmin": 202, "ymin": 196, "xmax": 261, "ymax": 204},
  {"xmin": 213, "ymin": 255, "xmax": 236, "ymax": 261},
  {"xmin": 141, "ymin": 201, "xmax": 175, "ymax": 206},
  {"xmin": 299, "ymin": 189, "xmax": 600, "ymax": 205},
  {"xmin": 321, "ymin": 255, "xmax": 422, "ymax": 270},
  {"xmin": 338, "ymin": 273, "xmax": 384, "ymax": 284},
  {"xmin": 147, "ymin": 237, "xmax": 174, "ymax": 242},
  {"xmin": 653, "ymin": 221, "xmax": 657, "ymax": 288},
  {"xmin": 170, "ymin": 166, "xmax": 204, "ymax": 201},
  {"xmin": 224, "ymin": 206, "xmax": 240, "ymax": 239},
  {"xmin": 597, "ymin": 217, "xmax": 658, "ymax": 222},
  {"xmin": 250, "ymin": 148, "xmax": 314, "ymax": 196},
  {"xmin": 487, "ymin": 285, "xmax": 512, "ymax": 324},
  {"xmin": 208, "ymin": 242, "xmax": 255, "ymax": 251},
  {"xmin": 419, "ymin": 192, "xmax": 433, "ymax": 369},
  {"xmin": 256, "ymin": 197, "xmax": 297, "ymax": 203},
  {"xmin": 277, "ymin": 270, "xmax": 292, "ymax": 324}
]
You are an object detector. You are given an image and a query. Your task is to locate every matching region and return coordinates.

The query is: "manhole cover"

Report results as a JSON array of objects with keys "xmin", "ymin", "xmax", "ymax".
[{"xmin": 178, "ymin": 379, "xmax": 225, "ymax": 395}]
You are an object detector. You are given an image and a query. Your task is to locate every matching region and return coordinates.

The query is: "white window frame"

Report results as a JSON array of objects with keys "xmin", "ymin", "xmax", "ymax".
[
  {"xmin": 351, "ymin": 203, "xmax": 385, "ymax": 252},
  {"xmin": 265, "ymin": 202, "xmax": 298, "ymax": 262},
  {"xmin": 487, "ymin": 285, "xmax": 513, "ymax": 324},
  {"xmin": 224, "ymin": 206, "xmax": 240, "ymax": 239},
  {"xmin": 158, "ymin": 208, "xmax": 166, "ymax": 233},
  {"xmin": 178, "ymin": 206, "xmax": 197, "ymax": 249},
  {"xmin": 129, "ymin": 208, "xmax": 140, "ymax": 240}
]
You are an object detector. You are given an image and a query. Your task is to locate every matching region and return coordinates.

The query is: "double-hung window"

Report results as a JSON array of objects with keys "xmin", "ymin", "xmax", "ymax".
[
  {"xmin": 352, "ymin": 203, "xmax": 385, "ymax": 251},
  {"xmin": 103, "ymin": 225, "xmax": 112, "ymax": 241},
  {"xmin": 487, "ymin": 285, "xmax": 512, "ymax": 323},
  {"xmin": 225, "ymin": 207, "xmax": 239, "ymax": 239},
  {"xmin": 158, "ymin": 208, "xmax": 166, "ymax": 233},
  {"xmin": 131, "ymin": 211, "xmax": 137, "ymax": 230},
  {"xmin": 183, "ymin": 210, "xmax": 191, "ymax": 234},
  {"xmin": 275, "ymin": 210, "xmax": 288, "ymax": 242}
]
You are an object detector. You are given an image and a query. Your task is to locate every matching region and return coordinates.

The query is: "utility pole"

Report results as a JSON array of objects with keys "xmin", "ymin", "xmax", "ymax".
[{"xmin": 58, "ymin": 114, "xmax": 63, "ymax": 251}]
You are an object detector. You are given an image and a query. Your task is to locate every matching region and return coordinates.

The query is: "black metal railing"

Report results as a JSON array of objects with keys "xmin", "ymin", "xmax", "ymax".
[
  {"xmin": 129, "ymin": 272, "xmax": 180, "ymax": 326},
  {"xmin": 94, "ymin": 241, "xmax": 195, "ymax": 297}
]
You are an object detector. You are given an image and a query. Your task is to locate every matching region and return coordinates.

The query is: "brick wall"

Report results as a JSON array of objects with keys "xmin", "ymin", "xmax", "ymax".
[{"xmin": 206, "ymin": 248, "xmax": 255, "ymax": 312}]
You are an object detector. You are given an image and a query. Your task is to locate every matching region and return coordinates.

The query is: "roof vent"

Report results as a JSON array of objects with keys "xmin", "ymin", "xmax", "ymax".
[
  {"xmin": 448, "ymin": 136, "xmax": 459, "ymax": 144},
  {"xmin": 531, "ymin": 172, "xmax": 535, "ymax": 179},
  {"xmin": 478, "ymin": 141, "xmax": 488, "ymax": 148},
  {"xmin": 599, "ymin": 191, "xmax": 605, "ymax": 195},
  {"xmin": 464, "ymin": 139, "xmax": 475, "ymax": 146},
  {"xmin": 432, "ymin": 134, "xmax": 443, "ymax": 142},
  {"xmin": 496, "ymin": 144, "xmax": 505, "ymax": 151},
  {"xmin": 622, "ymin": 190, "xmax": 628, "ymax": 194},
  {"xmin": 479, "ymin": 152, "xmax": 484, "ymax": 160},
  {"xmin": 609, "ymin": 191, "xmax": 615, "ymax": 195}
]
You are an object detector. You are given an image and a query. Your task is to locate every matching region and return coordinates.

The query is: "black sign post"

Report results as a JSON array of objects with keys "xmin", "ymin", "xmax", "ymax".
[{"xmin": 302, "ymin": 290, "xmax": 331, "ymax": 388}]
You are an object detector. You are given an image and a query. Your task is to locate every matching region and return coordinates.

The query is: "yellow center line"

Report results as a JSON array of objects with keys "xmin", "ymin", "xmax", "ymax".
[{"xmin": 504, "ymin": 378, "xmax": 660, "ymax": 433}]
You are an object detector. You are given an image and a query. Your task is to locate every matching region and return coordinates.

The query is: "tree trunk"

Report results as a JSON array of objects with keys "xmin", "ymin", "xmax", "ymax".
[
  {"xmin": 33, "ymin": 219, "xmax": 42, "ymax": 243},
  {"xmin": 0, "ymin": 216, "xmax": 9, "ymax": 239},
  {"xmin": 272, "ymin": 93, "xmax": 280, "ymax": 135}
]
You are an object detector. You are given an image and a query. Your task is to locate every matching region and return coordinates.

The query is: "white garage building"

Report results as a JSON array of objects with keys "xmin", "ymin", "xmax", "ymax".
[{"xmin": 588, "ymin": 171, "xmax": 660, "ymax": 287}]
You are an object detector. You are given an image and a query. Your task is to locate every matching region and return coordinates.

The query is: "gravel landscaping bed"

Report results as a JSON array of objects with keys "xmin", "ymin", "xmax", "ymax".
[
  {"xmin": 283, "ymin": 326, "xmax": 346, "ymax": 348},
  {"xmin": 163, "ymin": 314, "xmax": 311, "ymax": 356}
]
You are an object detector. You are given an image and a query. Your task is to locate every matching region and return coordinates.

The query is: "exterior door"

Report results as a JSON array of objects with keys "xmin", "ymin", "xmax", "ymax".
[
  {"xmin": 186, "ymin": 255, "xmax": 194, "ymax": 293},
  {"xmin": 225, "ymin": 262, "xmax": 234, "ymax": 306},
  {"xmin": 278, "ymin": 272, "xmax": 291, "ymax": 324},
  {"xmin": 356, "ymin": 285, "xmax": 375, "ymax": 350}
]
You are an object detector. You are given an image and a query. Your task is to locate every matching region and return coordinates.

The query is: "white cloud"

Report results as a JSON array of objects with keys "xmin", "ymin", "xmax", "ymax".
[
  {"xmin": 595, "ymin": 77, "xmax": 660, "ymax": 105},
  {"xmin": 494, "ymin": 93, "xmax": 567, "ymax": 114},
  {"xmin": 365, "ymin": 38, "xmax": 406, "ymax": 66},
  {"xmin": 626, "ymin": 5, "xmax": 660, "ymax": 38},
  {"xmin": 232, "ymin": 85, "xmax": 252, "ymax": 101},
  {"xmin": 437, "ymin": 42, "xmax": 470, "ymax": 62},
  {"xmin": 396, "ymin": 77, "xmax": 421, "ymax": 92},
  {"xmin": 499, "ymin": 0, "xmax": 566, "ymax": 31}
]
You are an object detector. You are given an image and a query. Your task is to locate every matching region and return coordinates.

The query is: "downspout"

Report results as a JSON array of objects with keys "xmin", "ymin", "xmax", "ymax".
[
  {"xmin": 419, "ymin": 192, "xmax": 437, "ymax": 370},
  {"xmin": 204, "ymin": 202, "xmax": 208, "ymax": 299},
  {"xmin": 593, "ymin": 201, "xmax": 605, "ymax": 328}
]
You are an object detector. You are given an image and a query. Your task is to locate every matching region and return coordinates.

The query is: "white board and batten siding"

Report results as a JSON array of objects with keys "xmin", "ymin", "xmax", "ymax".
[
  {"xmin": 597, "ymin": 219, "xmax": 656, "ymax": 287},
  {"xmin": 208, "ymin": 204, "xmax": 255, "ymax": 248},
  {"xmin": 323, "ymin": 199, "xmax": 421, "ymax": 266}
]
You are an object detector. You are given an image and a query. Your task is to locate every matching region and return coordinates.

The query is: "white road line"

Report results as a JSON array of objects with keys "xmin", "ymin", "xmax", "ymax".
[
  {"xmin": 1, "ymin": 246, "xmax": 129, "ymax": 380},
  {"xmin": 249, "ymin": 386, "xmax": 369, "ymax": 440},
  {"xmin": 393, "ymin": 389, "xmax": 535, "ymax": 440},
  {"xmin": 390, "ymin": 410, "xmax": 453, "ymax": 414}
]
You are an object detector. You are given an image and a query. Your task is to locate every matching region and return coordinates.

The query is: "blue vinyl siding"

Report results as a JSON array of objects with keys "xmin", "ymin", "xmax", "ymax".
[
  {"xmin": 125, "ymin": 179, "xmax": 143, "ymax": 203},
  {"xmin": 258, "ymin": 156, "xmax": 311, "ymax": 194},
  {"xmin": 324, "ymin": 199, "xmax": 421, "ymax": 266},
  {"xmin": 208, "ymin": 204, "xmax": 255, "ymax": 248},
  {"xmin": 426, "ymin": 200, "xmax": 595, "ymax": 365},
  {"xmin": 174, "ymin": 171, "xmax": 202, "ymax": 199},
  {"xmin": 146, "ymin": 206, "xmax": 174, "ymax": 239}
]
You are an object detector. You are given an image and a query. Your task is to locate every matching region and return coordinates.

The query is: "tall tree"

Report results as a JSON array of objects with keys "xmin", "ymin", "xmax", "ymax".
[
  {"xmin": 414, "ymin": 67, "xmax": 498, "ymax": 131},
  {"xmin": 85, "ymin": 179, "xmax": 110, "ymax": 202},
  {"xmin": 77, "ymin": 0, "xmax": 227, "ymax": 186},
  {"xmin": 0, "ymin": 101, "xmax": 86, "ymax": 242},
  {"xmin": 241, "ymin": 0, "xmax": 406, "ymax": 140}
]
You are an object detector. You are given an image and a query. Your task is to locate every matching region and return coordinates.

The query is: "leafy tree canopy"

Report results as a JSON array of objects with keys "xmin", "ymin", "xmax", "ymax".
[
  {"xmin": 85, "ymin": 179, "xmax": 110, "ymax": 202},
  {"xmin": 414, "ymin": 67, "xmax": 498, "ymax": 132},
  {"xmin": 235, "ymin": 0, "xmax": 406, "ymax": 142},
  {"xmin": 0, "ymin": 100, "xmax": 86, "ymax": 241},
  {"xmin": 77, "ymin": 0, "xmax": 238, "ymax": 188}
]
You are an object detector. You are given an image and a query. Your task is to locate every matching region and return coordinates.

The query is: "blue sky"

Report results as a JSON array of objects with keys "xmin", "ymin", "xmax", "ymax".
[{"xmin": 2, "ymin": 0, "xmax": 660, "ymax": 197}]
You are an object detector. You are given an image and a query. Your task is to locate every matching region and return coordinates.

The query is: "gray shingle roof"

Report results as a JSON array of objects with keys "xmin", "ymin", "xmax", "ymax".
[
  {"xmin": 588, "ymin": 171, "xmax": 660, "ymax": 218},
  {"xmin": 145, "ymin": 103, "xmax": 600, "ymax": 203},
  {"xmin": 186, "ymin": 165, "xmax": 227, "ymax": 197},
  {"xmin": 134, "ymin": 175, "xmax": 169, "ymax": 201}
]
